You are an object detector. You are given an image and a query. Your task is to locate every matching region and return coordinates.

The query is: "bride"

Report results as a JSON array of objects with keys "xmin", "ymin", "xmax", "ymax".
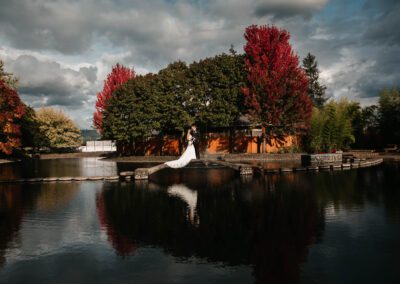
[{"xmin": 165, "ymin": 128, "xmax": 197, "ymax": 168}]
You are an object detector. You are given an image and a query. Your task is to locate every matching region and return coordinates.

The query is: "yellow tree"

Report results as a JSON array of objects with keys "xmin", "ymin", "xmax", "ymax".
[{"xmin": 35, "ymin": 107, "xmax": 82, "ymax": 149}]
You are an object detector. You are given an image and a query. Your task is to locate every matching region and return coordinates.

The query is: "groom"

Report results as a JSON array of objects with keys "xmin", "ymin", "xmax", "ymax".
[{"xmin": 190, "ymin": 123, "xmax": 200, "ymax": 159}]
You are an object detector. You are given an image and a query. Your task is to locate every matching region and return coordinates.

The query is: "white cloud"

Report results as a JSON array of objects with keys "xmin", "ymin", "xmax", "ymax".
[{"xmin": 0, "ymin": 0, "xmax": 399, "ymax": 127}]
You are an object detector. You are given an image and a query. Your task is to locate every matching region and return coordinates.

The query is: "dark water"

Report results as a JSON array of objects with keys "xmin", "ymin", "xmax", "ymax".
[{"xmin": 0, "ymin": 158, "xmax": 400, "ymax": 284}]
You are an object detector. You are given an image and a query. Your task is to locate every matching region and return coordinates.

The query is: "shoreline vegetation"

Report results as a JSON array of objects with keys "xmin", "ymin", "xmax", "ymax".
[{"xmin": 1, "ymin": 151, "xmax": 398, "ymax": 164}]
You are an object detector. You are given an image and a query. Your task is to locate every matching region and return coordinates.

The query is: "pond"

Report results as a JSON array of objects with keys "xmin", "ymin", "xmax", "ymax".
[{"xmin": 0, "ymin": 158, "xmax": 399, "ymax": 283}]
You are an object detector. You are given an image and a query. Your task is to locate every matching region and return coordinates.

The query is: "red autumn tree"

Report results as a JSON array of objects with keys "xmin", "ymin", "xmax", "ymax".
[
  {"xmin": 0, "ymin": 80, "xmax": 25, "ymax": 155},
  {"xmin": 242, "ymin": 25, "xmax": 312, "ymax": 148},
  {"xmin": 93, "ymin": 63, "xmax": 135, "ymax": 133}
]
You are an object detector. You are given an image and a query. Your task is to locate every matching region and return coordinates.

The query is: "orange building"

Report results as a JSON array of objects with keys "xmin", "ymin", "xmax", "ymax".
[{"xmin": 117, "ymin": 128, "xmax": 300, "ymax": 156}]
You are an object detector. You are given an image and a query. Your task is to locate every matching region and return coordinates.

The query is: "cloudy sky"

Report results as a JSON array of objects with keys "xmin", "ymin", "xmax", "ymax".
[{"xmin": 0, "ymin": 0, "xmax": 399, "ymax": 128}]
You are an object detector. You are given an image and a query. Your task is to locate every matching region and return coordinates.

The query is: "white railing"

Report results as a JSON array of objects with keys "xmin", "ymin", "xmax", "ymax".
[{"xmin": 79, "ymin": 140, "xmax": 116, "ymax": 152}]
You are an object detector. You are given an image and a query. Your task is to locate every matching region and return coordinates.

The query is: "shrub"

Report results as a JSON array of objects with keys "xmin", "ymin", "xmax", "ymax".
[
  {"xmin": 305, "ymin": 100, "xmax": 355, "ymax": 153},
  {"xmin": 35, "ymin": 107, "xmax": 82, "ymax": 149}
]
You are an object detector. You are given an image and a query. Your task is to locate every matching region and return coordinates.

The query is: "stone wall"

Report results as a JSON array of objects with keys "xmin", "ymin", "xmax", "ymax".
[
  {"xmin": 301, "ymin": 153, "xmax": 343, "ymax": 166},
  {"xmin": 346, "ymin": 151, "xmax": 379, "ymax": 159},
  {"xmin": 223, "ymin": 153, "xmax": 303, "ymax": 161}
]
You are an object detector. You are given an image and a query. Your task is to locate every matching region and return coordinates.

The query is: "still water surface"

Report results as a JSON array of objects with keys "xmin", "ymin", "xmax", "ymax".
[{"xmin": 0, "ymin": 158, "xmax": 399, "ymax": 283}]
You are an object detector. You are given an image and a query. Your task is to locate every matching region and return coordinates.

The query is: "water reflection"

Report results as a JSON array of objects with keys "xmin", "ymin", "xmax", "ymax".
[
  {"xmin": 0, "ymin": 159, "xmax": 400, "ymax": 283},
  {"xmin": 96, "ymin": 172, "xmax": 324, "ymax": 284},
  {"xmin": 34, "ymin": 183, "xmax": 80, "ymax": 212},
  {"xmin": 96, "ymin": 192, "xmax": 137, "ymax": 257},
  {"xmin": 0, "ymin": 158, "xmax": 117, "ymax": 179},
  {"xmin": 167, "ymin": 184, "xmax": 199, "ymax": 225},
  {"xmin": 0, "ymin": 184, "xmax": 25, "ymax": 267},
  {"xmin": 0, "ymin": 182, "xmax": 80, "ymax": 268}
]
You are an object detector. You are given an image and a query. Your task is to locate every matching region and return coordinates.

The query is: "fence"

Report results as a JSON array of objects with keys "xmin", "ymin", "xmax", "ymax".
[{"xmin": 79, "ymin": 140, "xmax": 116, "ymax": 152}]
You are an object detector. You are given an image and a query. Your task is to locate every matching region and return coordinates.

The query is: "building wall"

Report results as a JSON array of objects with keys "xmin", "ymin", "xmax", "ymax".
[
  {"xmin": 205, "ymin": 132, "xmax": 298, "ymax": 154},
  {"xmin": 117, "ymin": 131, "xmax": 299, "ymax": 156}
]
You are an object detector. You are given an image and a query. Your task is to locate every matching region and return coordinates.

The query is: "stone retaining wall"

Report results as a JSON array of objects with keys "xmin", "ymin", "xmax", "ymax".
[
  {"xmin": 301, "ymin": 153, "xmax": 343, "ymax": 166},
  {"xmin": 346, "ymin": 151, "xmax": 379, "ymax": 159},
  {"xmin": 223, "ymin": 153, "xmax": 303, "ymax": 161}
]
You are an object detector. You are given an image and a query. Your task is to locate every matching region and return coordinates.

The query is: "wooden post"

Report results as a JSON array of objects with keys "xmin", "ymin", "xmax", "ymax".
[{"xmin": 261, "ymin": 126, "xmax": 266, "ymax": 154}]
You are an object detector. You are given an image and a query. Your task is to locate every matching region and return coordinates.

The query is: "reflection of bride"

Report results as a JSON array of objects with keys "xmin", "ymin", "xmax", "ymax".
[
  {"xmin": 165, "ymin": 128, "xmax": 196, "ymax": 168},
  {"xmin": 167, "ymin": 184, "xmax": 199, "ymax": 225}
]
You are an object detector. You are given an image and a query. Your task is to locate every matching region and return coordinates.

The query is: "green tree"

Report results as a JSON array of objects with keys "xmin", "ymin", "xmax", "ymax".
[
  {"xmin": 19, "ymin": 105, "xmax": 45, "ymax": 150},
  {"xmin": 344, "ymin": 103, "xmax": 380, "ymax": 149},
  {"xmin": 102, "ymin": 75, "xmax": 160, "ymax": 153},
  {"xmin": 379, "ymin": 88, "xmax": 400, "ymax": 145},
  {"xmin": 35, "ymin": 107, "xmax": 82, "ymax": 149},
  {"xmin": 302, "ymin": 53, "xmax": 327, "ymax": 108},
  {"xmin": 155, "ymin": 61, "xmax": 192, "ymax": 134},
  {"xmin": 306, "ymin": 100, "xmax": 355, "ymax": 152},
  {"xmin": 187, "ymin": 52, "xmax": 245, "ymax": 128}
]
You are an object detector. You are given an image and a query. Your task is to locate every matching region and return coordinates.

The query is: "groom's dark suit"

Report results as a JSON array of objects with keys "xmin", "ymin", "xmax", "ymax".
[{"xmin": 190, "ymin": 129, "xmax": 200, "ymax": 159}]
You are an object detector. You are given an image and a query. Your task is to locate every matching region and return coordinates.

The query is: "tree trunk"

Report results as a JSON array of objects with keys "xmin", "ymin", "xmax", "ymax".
[
  {"xmin": 229, "ymin": 127, "xmax": 235, "ymax": 153},
  {"xmin": 178, "ymin": 132, "xmax": 184, "ymax": 155},
  {"xmin": 262, "ymin": 126, "xmax": 266, "ymax": 153}
]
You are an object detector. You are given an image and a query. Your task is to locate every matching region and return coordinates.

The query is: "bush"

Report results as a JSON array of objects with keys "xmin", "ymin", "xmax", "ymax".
[
  {"xmin": 305, "ymin": 100, "xmax": 355, "ymax": 153},
  {"xmin": 379, "ymin": 88, "xmax": 400, "ymax": 146}
]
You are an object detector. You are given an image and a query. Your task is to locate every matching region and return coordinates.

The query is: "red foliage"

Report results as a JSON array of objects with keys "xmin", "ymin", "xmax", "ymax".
[
  {"xmin": 0, "ymin": 80, "xmax": 25, "ymax": 155},
  {"xmin": 93, "ymin": 63, "xmax": 135, "ymax": 133},
  {"xmin": 95, "ymin": 193, "xmax": 136, "ymax": 257},
  {"xmin": 242, "ymin": 25, "xmax": 312, "ymax": 133}
]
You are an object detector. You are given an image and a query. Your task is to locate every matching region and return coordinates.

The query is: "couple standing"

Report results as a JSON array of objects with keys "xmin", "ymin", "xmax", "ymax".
[{"xmin": 165, "ymin": 124, "xmax": 200, "ymax": 169}]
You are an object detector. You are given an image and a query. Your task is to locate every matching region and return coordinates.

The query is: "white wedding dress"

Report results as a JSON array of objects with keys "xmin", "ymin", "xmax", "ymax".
[{"xmin": 165, "ymin": 135, "xmax": 196, "ymax": 168}]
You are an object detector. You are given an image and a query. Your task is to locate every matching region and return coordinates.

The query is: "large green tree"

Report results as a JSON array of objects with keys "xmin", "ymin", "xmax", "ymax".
[
  {"xmin": 302, "ymin": 53, "xmax": 327, "ymax": 108},
  {"xmin": 343, "ymin": 103, "xmax": 380, "ymax": 149},
  {"xmin": 187, "ymin": 51, "xmax": 245, "ymax": 128},
  {"xmin": 100, "ymin": 51, "xmax": 246, "ymax": 155},
  {"xmin": 94, "ymin": 63, "xmax": 135, "ymax": 133},
  {"xmin": 19, "ymin": 105, "xmax": 44, "ymax": 150},
  {"xmin": 379, "ymin": 88, "xmax": 400, "ymax": 145},
  {"xmin": 154, "ymin": 61, "xmax": 192, "ymax": 134},
  {"xmin": 306, "ymin": 100, "xmax": 355, "ymax": 153},
  {"xmin": 102, "ymin": 75, "xmax": 160, "ymax": 153}
]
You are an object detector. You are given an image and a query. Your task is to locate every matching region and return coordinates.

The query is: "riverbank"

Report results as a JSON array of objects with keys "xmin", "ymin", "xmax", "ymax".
[
  {"xmin": 39, "ymin": 152, "xmax": 105, "ymax": 160},
  {"xmin": 0, "ymin": 158, "xmax": 17, "ymax": 164},
  {"xmin": 106, "ymin": 152, "xmax": 400, "ymax": 163},
  {"xmin": 104, "ymin": 153, "xmax": 305, "ymax": 163},
  {"xmin": 1, "ymin": 151, "xmax": 399, "ymax": 163},
  {"xmin": 379, "ymin": 153, "xmax": 400, "ymax": 161}
]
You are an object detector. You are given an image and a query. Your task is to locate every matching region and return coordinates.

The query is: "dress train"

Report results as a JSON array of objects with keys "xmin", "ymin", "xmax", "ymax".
[{"xmin": 165, "ymin": 140, "xmax": 196, "ymax": 168}]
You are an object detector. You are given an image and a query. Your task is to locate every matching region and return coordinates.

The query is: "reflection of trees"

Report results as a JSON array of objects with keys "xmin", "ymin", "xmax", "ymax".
[
  {"xmin": 0, "ymin": 163, "xmax": 20, "ymax": 180},
  {"xmin": 374, "ymin": 162, "xmax": 400, "ymax": 222},
  {"xmin": 96, "ymin": 192, "xmax": 137, "ymax": 257},
  {"xmin": 0, "ymin": 185, "xmax": 23, "ymax": 267},
  {"xmin": 0, "ymin": 184, "xmax": 40, "ymax": 268},
  {"xmin": 298, "ymin": 163, "xmax": 400, "ymax": 221},
  {"xmin": 96, "ymin": 172, "xmax": 325, "ymax": 284},
  {"xmin": 35, "ymin": 183, "xmax": 79, "ymax": 212},
  {"xmin": 0, "ymin": 183, "xmax": 79, "ymax": 268}
]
